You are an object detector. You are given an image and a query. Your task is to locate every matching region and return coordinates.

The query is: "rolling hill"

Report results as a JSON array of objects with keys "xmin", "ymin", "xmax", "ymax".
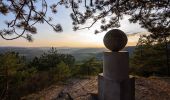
[{"xmin": 0, "ymin": 46, "xmax": 136, "ymax": 61}]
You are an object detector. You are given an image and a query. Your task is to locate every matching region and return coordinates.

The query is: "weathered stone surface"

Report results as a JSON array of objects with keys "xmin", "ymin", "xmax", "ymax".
[
  {"xmin": 98, "ymin": 74, "xmax": 135, "ymax": 100},
  {"xmin": 98, "ymin": 50, "xmax": 134, "ymax": 100},
  {"xmin": 103, "ymin": 29, "xmax": 127, "ymax": 51},
  {"xmin": 98, "ymin": 74, "xmax": 104, "ymax": 100},
  {"xmin": 103, "ymin": 51, "xmax": 129, "ymax": 80}
]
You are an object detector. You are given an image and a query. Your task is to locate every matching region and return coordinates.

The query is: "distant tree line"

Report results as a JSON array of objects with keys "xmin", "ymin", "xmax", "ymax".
[{"xmin": 0, "ymin": 48, "xmax": 102, "ymax": 100}]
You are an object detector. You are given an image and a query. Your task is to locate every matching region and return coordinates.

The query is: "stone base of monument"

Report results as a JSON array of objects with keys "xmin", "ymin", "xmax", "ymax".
[
  {"xmin": 97, "ymin": 51, "xmax": 135, "ymax": 100},
  {"xmin": 97, "ymin": 29, "xmax": 135, "ymax": 100},
  {"xmin": 98, "ymin": 74, "xmax": 135, "ymax": 100}
]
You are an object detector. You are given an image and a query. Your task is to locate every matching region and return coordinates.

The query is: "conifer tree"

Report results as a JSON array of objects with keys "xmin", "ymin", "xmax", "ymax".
[{"xmin": 130, "ymin": 35, "xmax": 169, "ymax": 76}]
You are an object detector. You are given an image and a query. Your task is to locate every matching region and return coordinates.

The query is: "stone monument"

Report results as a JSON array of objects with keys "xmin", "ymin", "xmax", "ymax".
[{"xmin": 98, "ymin": 29, "xmax": 135, "ymax": 100}]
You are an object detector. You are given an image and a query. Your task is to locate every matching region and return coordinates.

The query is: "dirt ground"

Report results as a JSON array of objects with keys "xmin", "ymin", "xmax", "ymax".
[{"xmin": 22, "ymin": 76, "xmax": 170, "ymax": 100}]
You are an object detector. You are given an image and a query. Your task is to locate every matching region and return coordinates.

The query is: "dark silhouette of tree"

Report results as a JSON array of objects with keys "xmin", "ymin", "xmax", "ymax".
[
  {"xmin": 0, "ymin": 0, "xmax": 169, "ymax": 41},
  {"xmin": 130, "ymin": 35, "xmax": 170, "ymax": 76}
]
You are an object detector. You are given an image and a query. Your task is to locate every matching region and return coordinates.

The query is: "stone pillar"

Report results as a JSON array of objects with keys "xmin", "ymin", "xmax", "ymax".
[
  {"xmin": 103, "ymin": 51, "xmax": 129, "ymax": 80},
  {"xmin": 98, "ymin": 29, "xmax": 135, "ymax": 100}
]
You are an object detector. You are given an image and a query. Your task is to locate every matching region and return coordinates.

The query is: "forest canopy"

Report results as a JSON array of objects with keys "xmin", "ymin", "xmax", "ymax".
[{"xmin": 0, "ymin": 0, "xmax": 169, "ymax": 41}]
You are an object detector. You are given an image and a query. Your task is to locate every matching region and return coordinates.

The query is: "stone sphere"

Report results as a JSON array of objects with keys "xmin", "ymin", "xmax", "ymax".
[{"xmin": 103, "ymin": 29, "xmax": 127, "ymax": 51}]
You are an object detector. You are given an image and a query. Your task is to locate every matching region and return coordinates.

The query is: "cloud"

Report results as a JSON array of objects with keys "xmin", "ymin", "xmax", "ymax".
[{"xmin": 127, "ymin": 32, "xmax": 151, "ymax": 45}]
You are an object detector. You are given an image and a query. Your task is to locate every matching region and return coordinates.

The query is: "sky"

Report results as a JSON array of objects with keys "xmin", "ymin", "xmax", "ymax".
[{"xmin": 0, "ymin": 1, "xmax": 148, "ymax": 48}]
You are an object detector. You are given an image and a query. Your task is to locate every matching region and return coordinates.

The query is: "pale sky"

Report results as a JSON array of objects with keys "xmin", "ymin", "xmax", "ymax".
[{"xmin": 0, "ymin": 1, "xmax": 148, "ymax": 48}]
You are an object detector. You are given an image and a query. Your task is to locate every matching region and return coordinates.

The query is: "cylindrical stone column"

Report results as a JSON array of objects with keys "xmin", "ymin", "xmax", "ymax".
[
  {"xmin": 103, "ymin": 51, "xmax": 129, "ymax": 100},
  {"xmin": 103, "ymin": 51, "xmax": 129, "ymax": 80}
]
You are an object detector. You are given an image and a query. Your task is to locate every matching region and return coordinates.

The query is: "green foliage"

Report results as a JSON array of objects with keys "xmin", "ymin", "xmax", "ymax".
[
  {"xmin": 31, "ymin": 47, "xmax": 75, "ymax": 71},
  {"xmin": 0, "ymin": 48, "xmax": 75, "ymax": 99},
  {"xmin": 0, "ymin": 48, "xmax": 103, "ymax": 99},
  {"xmin": 78, "ymin": 57, "xmax": 102, "ymax": 76},
  {"xmin": 0, "ymin": 52, "xmax": 28, "ymax": 86},
  {"xmin": 0, "ymin": 52, "xmax": 35, "ymax": 100},
  {"xmin": 50, "ymin": 61, "xmax": 71, "ymax": 82},
  {"xmin": 0, "ymin": 52, "xmax": 26, "ymax": 76},
  {"xmin": 130, "ymin": 36, "xmax": 169, "ymax": 77}
]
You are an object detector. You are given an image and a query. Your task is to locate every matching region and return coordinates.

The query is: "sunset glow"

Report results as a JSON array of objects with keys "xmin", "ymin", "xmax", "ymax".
[{"xmin": 0, "ymin": 3, "xmax": 147, "ymax": 48}]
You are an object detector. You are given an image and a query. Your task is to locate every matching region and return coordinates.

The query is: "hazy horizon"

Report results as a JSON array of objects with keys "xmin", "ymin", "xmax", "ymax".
[
  {"xmin": 0, "ymin": 31, "xmax": 146, "ymax": 47},
  {"xmin": 0, "ymin": 45, "xmax": 136, "ymax": 48}
]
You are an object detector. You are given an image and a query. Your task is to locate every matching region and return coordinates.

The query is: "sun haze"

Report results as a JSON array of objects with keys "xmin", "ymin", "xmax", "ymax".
[{"xmin": 0, "ymin": 3, "xmax": 147, "ymax": 48}]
